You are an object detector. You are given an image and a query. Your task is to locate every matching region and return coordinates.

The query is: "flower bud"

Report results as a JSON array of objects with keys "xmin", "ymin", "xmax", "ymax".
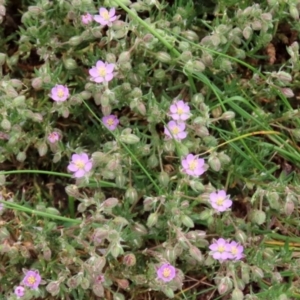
[
  {"xmin": 123, "ymin": 253, "xmax": 136, "ymax": 266},
  {"xmin": 182, "ymin": 30, "xmax": 199, "ymax": 42},
  {"xmin": 147, "ymin": 154, "xmax": 159, "ymax": 168},
  {"xmin": 43, "ymin": 247, "xmax": 52, "ymax": 261},
  {"xmin": 281, "ymin": 88, "xmax": 294, "ymax": 98},
  {"xmin": 158, "ymin": 171, "xmax": 170, "ymax": 187},
  {"xmin": 208, "ymin": 154, "xmax": 221, "ymax": 172},
  {"xmin": 199, "ymin": 209, "xmax": 213, "ymax": 220},
  {"xmin": 147, "ymin": 212, "xmax": 158, "ymax": 227},
  {"xmin": 125, "ymin": 187, "xmax": 138, "ymax": 204},
  {"xmin": 13, "ymin": 95, "xmax": 26, "ymax": 107},
  {"xmin": 251, "ymin": 266, "xmax": 264, "ymax": 281},
  {"xmin": 16, "ymin": 151, "xmax": 26, "ymax": 162},
  {"xmin": 64, "ymin": 58, "xmax": 77, "ymax": 70},
  {"xmin": 154, "ymin": 69, "xmax": 165, "ymax": 80},
  {"xmin": 111, "ymin": 243, "xmax": 124, "ymax": 258},
  {"xmin": 103, "ymin": 197, "xmax": 119, "ymax": 209},
  {"xmin": 181, "ymin": 215, "xmax": 194, "ymax": 228},
  {"xmin": 218, "ymin": 276, "xmax": 233, "ymax": 295},
  {"xmin": 179, "ymin": 51, "xmax": 192, "ymax": 62},
  {"xmin": 231, "ymin": 288, "xmax": 243, "ymax": 300},
  {"xmin": 284, "ymin": 198, "xmax": 294, "ymax": 216},
  {"xmin": 132, "ymin": 222, "xmax": 148, "ymax": 235},
  {"xmin": 113, "ymin": 293, "xmax": 125, "ymax": 300},
  {"xmin": 31, "ymin": 77, "xmax": 43, "ymax": 90},
  {"xmin": 262, "ymin": 248, "xmax": 274, "ymax": 260},
  {"xmin": 235, "ymin": 230, "xmax": 247, "ymax": 245},
  {"xmin": 289, "ymin": 5, "xmax": 299, "ymax": 20},
  {"xmin": 115, "ymin": 278, "xmax": 129, "ymax": 290},
  {"xmin": 250, "ymin": 209, "xmax": 266, "ymax": 225},
  {"xmin": 221, "ymin": 111, "xmax": 235, "ymax": 120},
  {"xmin": 115, "ymin": 173, "xmax": 126, "ymax": 188},
  {"xmin": 189, "ymin": 246, "xmax": 203, "ymax": 262},
  {"xmin": 243, "ymin": 26, "xmax": 252, "ymax": 40},
  {"xmin": 156, "ymin": 51, "xmax": 172, "ymax": 63},
  {"xmin": 1, "ymin": 119, "xmax": 11, "ymax": 131},
  {"xmin": 68, "ymin": 36, "xmax": 82, "ymax": 46},
  {"xmin": 119, "ymin": 134, "xmax": 140, "ymax": 145},
  {"xmin": 10, "ymin": 79, "xmax": 23, "ymax": 90},
  {"xmin": 118, "ymin": 51, "xmax": 130, "ymax": 63},
  {"xmin": 0, "ymin": 227, "xmax": 10, "ymax": 241},
  {"xmin": 266, "ymin": 191, "xmax": 280, "ymax": 210},
  {"xmin": 0, "ymin": 53, "xmax": 6, "ymax": 65},
  {"xmin": 163, "ymin": 140, "xmax": 175, "ymax": 153},
  {"xmin": 37, "ymin": 142, "xmax": 48, "ymax": 156},
  {"xmin": 46, "ymin": 281, "xmax": 60, "ymax": 296},
  {"xmin": 28, "ymin": 6, "xmax": 42, "ymax": 15}
]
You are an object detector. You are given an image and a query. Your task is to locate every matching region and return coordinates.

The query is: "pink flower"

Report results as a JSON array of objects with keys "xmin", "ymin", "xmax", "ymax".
[
  {"xmin": 14, "ymin": 286, "xmax": 25, "ymax": 298},
  {"xmin": 50, "ymin": 85, "xmax": 69, "ymax": 102},
  {"xmin": 22, "ymin": 270, "xmax": 41, "ymax": 290},
  {"xmin": 169, "ymin": 100, "xmax": 191, "ymax": 121},
  {"xmin": 48, "ymin": 132, "xmax": 60, "ymax": 143},
  {"xmin": 68, "ymin": 153, "xmax": 92, "ymax": 178},
  {"xmin": 164, "ymin": 121, "xmax": 187, "ymax": 140},
  {"xmin": 81, "ymin": 13, "xmax": 93, "ymax": 25},
  {"xmin": 181, "ymin": 154, "xmax": 206, "ymax": 177},
  {"xmin": 102, "ymin": 115, "xmax": 119, "ymax": 130},
  {"xmin": 157, "ymin": 263, "xmax": 176, "ymax": 282},
  {"xmin": 228, "ymin": 241, "xmax": 244, "ymax": 260},
  {"xmin": 89, "ymin": 60, "xmax": 115, "ymax": 83},
  {"xmin": 209, "ymin": 238, "xmax": 231, "ymax": 261},
  {"xmin": 94, "ymin": 7, "xmax": 117, "ymax": 26},
  {"xmin": 209, "ymin": 190, "xmax": 232, "ymax": 212}
]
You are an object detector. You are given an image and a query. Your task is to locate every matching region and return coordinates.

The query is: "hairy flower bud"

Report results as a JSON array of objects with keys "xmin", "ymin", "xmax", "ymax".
[
  {"xmin": 16, "ymin": 151, "xmax": 27, "ymax": 162},
  {"xmin": 125, "ymin": 187, "xmax": 138, "ymax": 204},
  {"xmin": 64, "ymin": 58, "xmax": 77, "ymax": 70},
  {"xmin": 158, "ymin": 171, "xmax": 170, "ymax": 187},
  {"xmin": 1, "ymin": 119, "xmax": 11, "ymax": 131},
  {"xmin": 156, "ymin": 51, "xmax": 172, "ymax": 63},
  {"xmin": 147, "ymin": 212, "xmax": 158, "ymax": 227},
  {"xmin": 231, "ymin": 288, "xmax": 244, "ymax": 300},
  {"xmin": 221, "ymin": 111, "xmax": 235, "ymax": 120},
  {"xmin": 181, "ymin": 215, "xmax": 194, "ymax": 228},
  {"xmin": 37, "ymin": 142, "xmax": 48, "ymax": 156},
  {"xmin": 46, "ymin": 281, "xmax": 60, "ymax": 296},
  {"xmin": 123, "ymin": 253, "xmax": 136, "ymax": 267},
  {"xmin": 251, "ymin": 266, "xmax": 264, "ymax": 281},
  {"xmin": 31, "ymin": 77, "xmax": 43, "ymax": 90},
  {"xmin": 218, "ymin": 276, "xmax": 233, "ymax": 295},
  {"xmin": 68, "ymin": 36, "xmax": 82, "ymax": 46},
  {"xmin": 189, "ymin": 246, "xmax": 203, "ymax": 262}
]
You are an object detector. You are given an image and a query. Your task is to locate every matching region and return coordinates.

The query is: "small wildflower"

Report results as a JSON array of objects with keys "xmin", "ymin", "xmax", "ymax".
[
  {"xmin": 94, "ymin": 7, "xmax": 117, "ymax": 26},
  {"xmin": 50, "ymin": 85, "xmax": 69, "ymax": 102},
  {"xmin": 209, "ymin": 190, "xmax": 232, "ymax": 212},
  {"xmin": 14, "ymin": 286, "xmax": 25, "ymax": 298},
  {"xmin": 67, "ymin": 153, "xmax": 92, "ymax": 178},
  {"xmin": 81, "ymin": 13, "xmax": 93, "ymax": 25},
  {"xmin": 89, "ymin": 60, "xmax": 115, "ymax": 83},
  {"xmin": 209, "ymin": 238, "xmax": 231, "ymax": 261},
  {"xmin": 157, "ymin": 263, "xmax": 176, "ymax": 282},
  {"xmin": 95, "ymin": 274, "xmax": 105, "ymax": 283},
  {"xmin": 181, "ymin": 154, "xmax": 206, "ymax": 177},
  {"xmin": 102, "ymin": 115, "xmax": 119, "ymax": 130},
  {"xmin": 228, "ymin": 241, "xmax": 244, "ymax": 260},
  {"xmin": 22, "ymin": 270, "xmax": 41, "ymax": 290},
  {"xmin": 164, "ymin": 120, "xmax": 187, "ymax": 140},
  {"xmin": 169, "ymin": 100, "xmax": 191, "ymax": 121},
  {"xmin": 47, "ymin": 132, "xmax": 60, "ymax": 143}
]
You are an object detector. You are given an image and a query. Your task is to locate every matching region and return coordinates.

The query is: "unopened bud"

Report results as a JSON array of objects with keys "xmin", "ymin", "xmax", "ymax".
[
  {"xmin": 1, "ymin": 119, "xmax": 11, "ymax": 131},
  {"xmin": 0, "ymin": 53, "xmax": 6, "ymax": 65},
  {"xmin": 10, "ymin": 79, "xmax": 23, "ymax": 90},
  {"xmin": 123, "ymin": 253, "xmax": 136, "ymax": 266},
  {"xmin": 147, "ymin": 154, "xmax": 159, "ymax": 168},
  {"xmin": 266, "ymin": 191, "xmax": 280, "ymax": 210},
  {"xmin": 32, "ymin": 77, "xmax": 43, "ymax": 90},
  {"xmin": 115, "ymin": 278, "xmax": 129, "ymax": 290},
  {"xmin": 182, "ymin": 30, "xmax": 199, "ymax": 42},
  {"xmin": 115, "ymin": 173, "xmax": 126, "ymax": 188},
  {"xmin": 243, "ymin": 26, "xmax": 252, "ymax": 40},
  {"xmin": 103, "ymin": 197, "xmax": 118, "ymax": 209},
  {"xmin": 37, "ymin": 142, "xmax": 48, "ymax": 156},
  {"xmin": 43, "ymin": 247, "xmax": 52, "ymax": 261},
  {"xmin": 156, "ymin": 51, "xmax": 172, "ymax": 63},
  {"xmin": 158, "ymin": 171, "xmax": 170, "ymax": 187},
  {"xmin": 189, "ymin": 246, "xmax": 203, "ymax": 262},
  {"xmin": 235, "ymin": 230, "xmax": 247, "ymax": 244},
  {"xmin": 252, "ymin": 266, "xmax": 264, "ymax": 281},
  {"xmin": 231, "ymin": 288, "xmax": 243, "ymax": 300},
  {"xmin": 118, "ymin": 51, "xmax": 130, "ymax": 63},
  {"xmin": 119, "ymin": 134, "xmax": 140, "ymax": 145},
  {"xmin": 147, "ymin": 212, "xmax": 158, "ymax": 228},
  {"xmin": 13, "ymin": 95, "xmax": 26, "ymax": 107},
  {"xmin": 181, "ymin": 215, "xmax": 194, "ymax": 228},
  {"xmin": 64, "ymin": 58, "xmax": 77, "ymax": 70},
  {"xmin": 16, "ymin": 151, "xmax": 27, "ymax": 162},
  {"xmin": 125, "ymin": 187, "xmax": 138, "ymax": 204},
  {"xmin": 46, "ymin": 281, "xmax": 60, "ymax": 296},
  {"xmin": 289, "ymin": 5, "xmax": 299, "ymax": 20},
  {"xmin": 113, "ymin": 292, "xmax": 125, "ymax": 300},
  {"xmin": 68, "ymin": 36, "xmax": 82, "ymax": 46},
  {"xmin": 208, "ymin": 154, "xmax": 221, "ymax": 172},
  {"xmin": 281, "ymin": 88, "xmax": 294, "ymax": 98},
  {"xmin": 218, "ymin": 277, "xmax": 233, "ymax": 295},
  {"xmin": 284, "ymin": 198, "xmax": 295, "ymax": 216},
  {"xmin": 132, "ymin": 222, "xmax": 148, "ymax": 235},
  {"xmin": 221, "ymin": 111, "xmax": 235, "ymax": 120},
  {"xmin": 111, "ymin": 243, "xmax": 124, "ymax": 258}
]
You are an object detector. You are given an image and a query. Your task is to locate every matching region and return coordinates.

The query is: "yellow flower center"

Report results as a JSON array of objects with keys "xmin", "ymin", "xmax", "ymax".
[
  {"xmin": 177, "ymin": 107, "xmax": 183, "ymax": 115},
  {"xmin": 101, "ymin": 11, "xmax": 110, "ymax": 21},
  {"xmin": 107, "ymin": 118, "xmax": 114, "ymax": 126},
  {"xmin": 217, "ymin": 246, "xmax": 225, "ymax": 253},
  {"xmin": 162, "ymin": 267, "xmax": 171, "ymax": 278},
  {"xmin": 75, "ymin": 159, "xmax": 85, "ymax": 169},
  {"xmin": 97, "ymin": 66, "xmax": 107, "ymax": 77},
  {"xmin": 171, "ymin": 126, "xmax": 179, "ymax": 134},
  {"xmin": 231, "ymin": 246, "xmax": 237, "ymax": 255},
  {"xmin": 57, "ymin": 88, "xmax": 65, "ymax": 98},
  {"xmin": 216, "ymin": 197, "xmax": 224, "ymax": 206},
  {"xmin": 189, "ymin": 160, "xmax": 198, "ymax": 171},
  {"xmin": 27, "ymin": 275, "xmax": 36, "ymax": 285}
]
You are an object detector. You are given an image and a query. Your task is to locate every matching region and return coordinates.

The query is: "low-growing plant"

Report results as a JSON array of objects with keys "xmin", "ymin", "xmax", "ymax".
[{"xmin": 1, "ymin": 0, "xmax": 300, "ymax": 299}]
